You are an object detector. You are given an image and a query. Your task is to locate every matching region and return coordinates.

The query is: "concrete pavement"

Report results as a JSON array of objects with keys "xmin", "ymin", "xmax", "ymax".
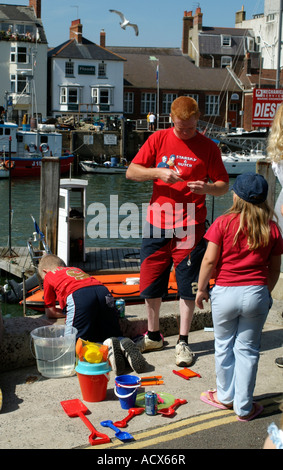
[{"xmin": 0, "ymin": 299, "xmax": 282, "ymax": 449}]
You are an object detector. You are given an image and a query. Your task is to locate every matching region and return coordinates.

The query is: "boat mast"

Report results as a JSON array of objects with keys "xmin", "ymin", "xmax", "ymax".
[{"xmin": 276, "ymin": 0, "xmax": 283, "ymax": 88}]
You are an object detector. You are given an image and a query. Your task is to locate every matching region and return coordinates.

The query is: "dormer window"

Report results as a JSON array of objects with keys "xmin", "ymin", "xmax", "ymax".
[{"xmin": 221, "ymin": 35, "xmax": 231, "ymax": 47}]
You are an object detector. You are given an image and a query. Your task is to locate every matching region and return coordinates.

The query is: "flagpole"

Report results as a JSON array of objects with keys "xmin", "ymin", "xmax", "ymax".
[
  {"xmin": 276, "ymin": 0, "xmax": 283, "ymax": 88},
  {"xmin": 149, "ymin": 56, "xmax": 160, "ymax": 129},
  {"xmin": 156, "ymin": 61, "xmax": 160, "ymax": 129}
]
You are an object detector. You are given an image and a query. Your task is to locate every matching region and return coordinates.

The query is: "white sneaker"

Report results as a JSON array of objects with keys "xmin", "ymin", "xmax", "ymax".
[
  {"xmin": 120, "ymin": 337, "xmax": 148, "ymax": 373},
  {"xmin": 103, "ymin": 337, "xmax": 126, "ymax": 376},
  {"xmin": 175, "ymin": 341, "xmax": 195, "ymax": 367},
  {"xmin": 135, "ymin": 333, "xmax": 164, "ymax": 353}
]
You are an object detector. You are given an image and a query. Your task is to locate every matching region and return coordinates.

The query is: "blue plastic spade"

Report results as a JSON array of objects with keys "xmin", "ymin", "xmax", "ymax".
[{"xmin": 100, "ymin": 420, "xmax": 133, "ymax": 442}]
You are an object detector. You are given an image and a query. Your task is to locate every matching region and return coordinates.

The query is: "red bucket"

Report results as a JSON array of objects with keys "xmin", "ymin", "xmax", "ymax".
[{"xmin": 75, "ymin": 360, "xmax": 111, "ymax": 402}]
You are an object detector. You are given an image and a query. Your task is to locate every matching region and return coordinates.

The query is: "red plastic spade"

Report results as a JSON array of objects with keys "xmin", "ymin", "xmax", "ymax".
[
  {"xmin": 113, "ymin": 407, "xmax": 144, "ymax": 428},
  {"xmin": 61, "ymin": 399, "xmax": 110, "ymax": 446},
  {"xmin": 157, "ymin": 398, "xmax": 187, "ymax": 417}
]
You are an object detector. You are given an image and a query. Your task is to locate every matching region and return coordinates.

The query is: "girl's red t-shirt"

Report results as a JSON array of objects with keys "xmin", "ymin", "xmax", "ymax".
[{"xmin": 205, "ymin": 214, "xmax": 283, "ymax": 286}]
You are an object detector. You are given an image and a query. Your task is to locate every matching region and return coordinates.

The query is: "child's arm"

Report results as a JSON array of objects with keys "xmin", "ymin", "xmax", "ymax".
[
  {"xmin": 195, "ymin": 241, "xmax": 221, "ymax": 309},
  {"xmin": 45, "ymin": 306, "xmax": 65, "ymax": 319},
  {"xmin": 268, "ymin": 254, "xmax": 281, "ymax": 293}
]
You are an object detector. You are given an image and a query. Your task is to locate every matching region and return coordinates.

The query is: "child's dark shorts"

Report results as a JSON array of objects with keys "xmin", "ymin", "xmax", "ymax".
[{"xmin": 65, "ymin": 285, "xmax": 122, "ymax": 342}]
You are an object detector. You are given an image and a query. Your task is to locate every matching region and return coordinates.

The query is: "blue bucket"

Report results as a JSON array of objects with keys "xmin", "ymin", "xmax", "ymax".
[{"xmin": 114, "ymin": 375, "xmax": 141, "ymax": 409}]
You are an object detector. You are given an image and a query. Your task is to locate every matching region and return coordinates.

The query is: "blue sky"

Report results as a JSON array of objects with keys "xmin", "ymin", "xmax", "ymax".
[{"xmin": 2, "ymin": 0, "xmax": 265, "ymax": 47}]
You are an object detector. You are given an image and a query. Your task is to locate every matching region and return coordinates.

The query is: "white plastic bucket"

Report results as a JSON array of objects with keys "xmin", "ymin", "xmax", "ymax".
[{"xmin": 30, "ymin": 325, "xmax": 78, "ymax": 378}]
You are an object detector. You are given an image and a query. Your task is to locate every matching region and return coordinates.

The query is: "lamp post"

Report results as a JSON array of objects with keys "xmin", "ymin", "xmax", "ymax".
[{"xmin": 149, "ymin": 56, "xmax": 159, "ymax": 129}]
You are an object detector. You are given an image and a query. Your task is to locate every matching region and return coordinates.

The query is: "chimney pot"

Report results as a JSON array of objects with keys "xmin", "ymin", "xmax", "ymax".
[
  {"xmin": 70, "ymin": 19, "xmax": 83, "ymax": 43},
  {"xmin": 194, "ymin": 7, "xmax": 203, "ymax": 29},
  {"xmin": 29, "ymin": 0, "xmax": 41, "ymax": 18},
  {"xmin": 100, "ymin": 29, "xmax": 106, "ymax": 48},
  {"xmin": 182, "ymin": 10, "xmax": 194, "ymax": 54}
]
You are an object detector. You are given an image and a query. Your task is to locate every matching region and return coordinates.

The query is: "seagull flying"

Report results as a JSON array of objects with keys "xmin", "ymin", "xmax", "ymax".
[{"xmin": 109, "ymin": 9, "xmax": 139, "ymax": 36}]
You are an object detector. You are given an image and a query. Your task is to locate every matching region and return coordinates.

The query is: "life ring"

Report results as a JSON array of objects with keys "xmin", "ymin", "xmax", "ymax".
[
  {"xmin": 40, "ymin": 143, "xmax": 49, "ymax": 153},
  {"xmin": 4, "ymin": 160, "xmax": 15, "ymax": 169},
  {"xmin": 27, "ymin": 143, "xmax": 37, "ymax": 152}
]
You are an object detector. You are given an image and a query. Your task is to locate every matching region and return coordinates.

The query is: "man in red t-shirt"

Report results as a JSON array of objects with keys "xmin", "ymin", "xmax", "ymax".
[{"xmin": 126, "ymin": 96, "xmax": 229, "ymax": 366}]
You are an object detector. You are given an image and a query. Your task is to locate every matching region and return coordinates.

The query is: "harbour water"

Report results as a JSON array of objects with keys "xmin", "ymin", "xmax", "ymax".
[{"xmin": 0, "ymin": 173, "xmax": 236, "ymax": 249}]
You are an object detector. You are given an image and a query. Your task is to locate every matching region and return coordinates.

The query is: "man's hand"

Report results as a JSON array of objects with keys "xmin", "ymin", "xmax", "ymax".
[{"xmin": 158, "ymin": 169, "xmax": 184, "ymax": 184}]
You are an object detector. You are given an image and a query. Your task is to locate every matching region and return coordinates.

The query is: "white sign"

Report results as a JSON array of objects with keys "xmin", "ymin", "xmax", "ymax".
[
  {"xmin": 104, "ymin": 134, "xmax": 117, "ymax": 145},
  {"xmin": 83, "ymin": 135, "xmax": 94, "ymax": 145}
]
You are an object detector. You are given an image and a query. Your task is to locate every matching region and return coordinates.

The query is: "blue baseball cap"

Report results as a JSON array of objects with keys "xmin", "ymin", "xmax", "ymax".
[{"xmin": 231, "ymin": 173, "xmax": 268, "ymax": 205}]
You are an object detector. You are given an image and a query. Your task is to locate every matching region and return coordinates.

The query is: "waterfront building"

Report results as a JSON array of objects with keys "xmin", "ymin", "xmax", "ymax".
[
  {"xmin": 47, "ymin": 20, "xmax": 125, "ymax": 124},
  {"xmin": 0, "ymin": 0, "xmax": 48, "ymax": 124}
]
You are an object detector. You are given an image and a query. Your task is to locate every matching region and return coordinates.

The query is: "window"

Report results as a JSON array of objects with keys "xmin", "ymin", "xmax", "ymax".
[
  {"xmin": 141, "ymin": 93, "xmax": 156, "ymax": 114},
  {"xmin": 100, "ymin": 89, "xmax": 109, "ymax": 106},
  {"xmin": 65, "ymin": 61, "xmax": 74, "ymax": 77},
  {"xmin": 186, "ymin": 94, "xmax": 199, "ymax": 104},
  {"xmin": 124, "ymin": 92, "xmax": 134, "ymax": 113},
  {"xmin": 16, "ymin": 24, "xmax": 36, "ymax": 37},
  {"xmin": 0, "ymin": 128, "xmax": 11, "ymax": 135},
  {"xmin": 205, "ymin": 95, "xmax": 219, "ymax": 116},
  {"xmin": 10, "ymin": 45, "xmax": 28, "ymax": 63},
  {"xmin": 221, "ymin": 35, "xmax": 231, "ymax": 47},
  {"xmin": 91, "ymin": 87, "xmax": 113, "ymax": 111},
  {"xmin": 267, "ymin": 14, "xmax": 275, "ymax": 22},
  {"xmin": 162, "ymin": 93, "xmax": 177, "ymax": 114},
  {"xmin": 11, "ymin": 74, "xmax": 28, "ymax": 93},
  {"xmin": 1, "ymin": 23, "xmax": 35, "ymax": 37},
  {"xmin": 69, "ymin": 88, "xmax": 78, "ymax": 104},
  {"xmin": 98, "ymin": 62, "xmax": 107, "ymax": 78},
  {"xmin": 59, "ymin": 87, "xmax": 80, "ymax": 109},
  {"xmin": 246, "ymin": 37, "xmax": 255, "ymax": 52},
  {"xmin": 221, "ymin": 56, "xmax": 232, "ymax": 68},
  {"xmin": 60, "ymin": 87, "xmax": 67, "ymax": 104},
  {"xmin": 229, "ymin": 103, "xmax": 238, "ymax": 112},
  {"xmin": 92, "ymin": 88, "xmax": 98, "ymax": 104},
  {"xmin": 60, "ymin": 88, "xmax": 67, "ymax": 104}
]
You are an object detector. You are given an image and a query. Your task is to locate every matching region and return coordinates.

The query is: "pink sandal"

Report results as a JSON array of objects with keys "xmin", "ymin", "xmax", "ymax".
[
  {"xmin": 200, "ymin": 389, "xmax": 233, "ymax": 410},
  {"xmin": 237, "ymin": 402, "xmax": 263, "ymax": 422}
]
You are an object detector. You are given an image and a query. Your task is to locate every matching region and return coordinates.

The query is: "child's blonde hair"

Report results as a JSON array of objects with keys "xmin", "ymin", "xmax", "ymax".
[
  {"xmin": 267, "ymin": 103, "xmax": 283, "ymax": 162},
  {"xmin": 38, "ymin": 254, "xmax": 66, "ymax": 279},
  {"xmin": 223, "ymin": 193, "xmax": 278, "ymax": 250}
]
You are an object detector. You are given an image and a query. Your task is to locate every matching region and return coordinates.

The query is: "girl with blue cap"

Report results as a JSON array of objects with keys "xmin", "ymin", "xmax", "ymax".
[{"xmin": 196, "ymin": 172, "xmax": 283, "ymax": 421}]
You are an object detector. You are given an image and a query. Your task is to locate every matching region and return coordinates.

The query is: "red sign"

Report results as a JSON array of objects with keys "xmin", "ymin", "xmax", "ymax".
[{"xmin": 252, "ymin": 89, "xmax": 283, "ymax": 127}]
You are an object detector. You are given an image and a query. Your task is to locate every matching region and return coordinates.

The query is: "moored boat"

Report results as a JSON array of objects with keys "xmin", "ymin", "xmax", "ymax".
[
  {"xmin": 20, "ymin": 271, "xmax": 179, "ymax": 312},
  {"xmin": 0, "ymin": 121, "xmax": 74, "ymax": 177},
  {"xmin": 222, "ymin": 152, "xmax": 266, "ymax": 176},
  {"xmin": 80, "ymin": 159, "xmax": 128, "ymax": 174}
]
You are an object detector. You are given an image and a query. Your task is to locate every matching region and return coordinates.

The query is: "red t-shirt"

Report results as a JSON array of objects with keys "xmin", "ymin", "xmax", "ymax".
[
  {"xmin": 43, "ymin": 267, "xmax": 102, "ymax": 309},
  {"xmin": 132, "ymin": 128, "xmax": 228, "ymax": 231},
  {"xmin": 205, "ymin": 214, "xmax": 283, "ymax": 286}
]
